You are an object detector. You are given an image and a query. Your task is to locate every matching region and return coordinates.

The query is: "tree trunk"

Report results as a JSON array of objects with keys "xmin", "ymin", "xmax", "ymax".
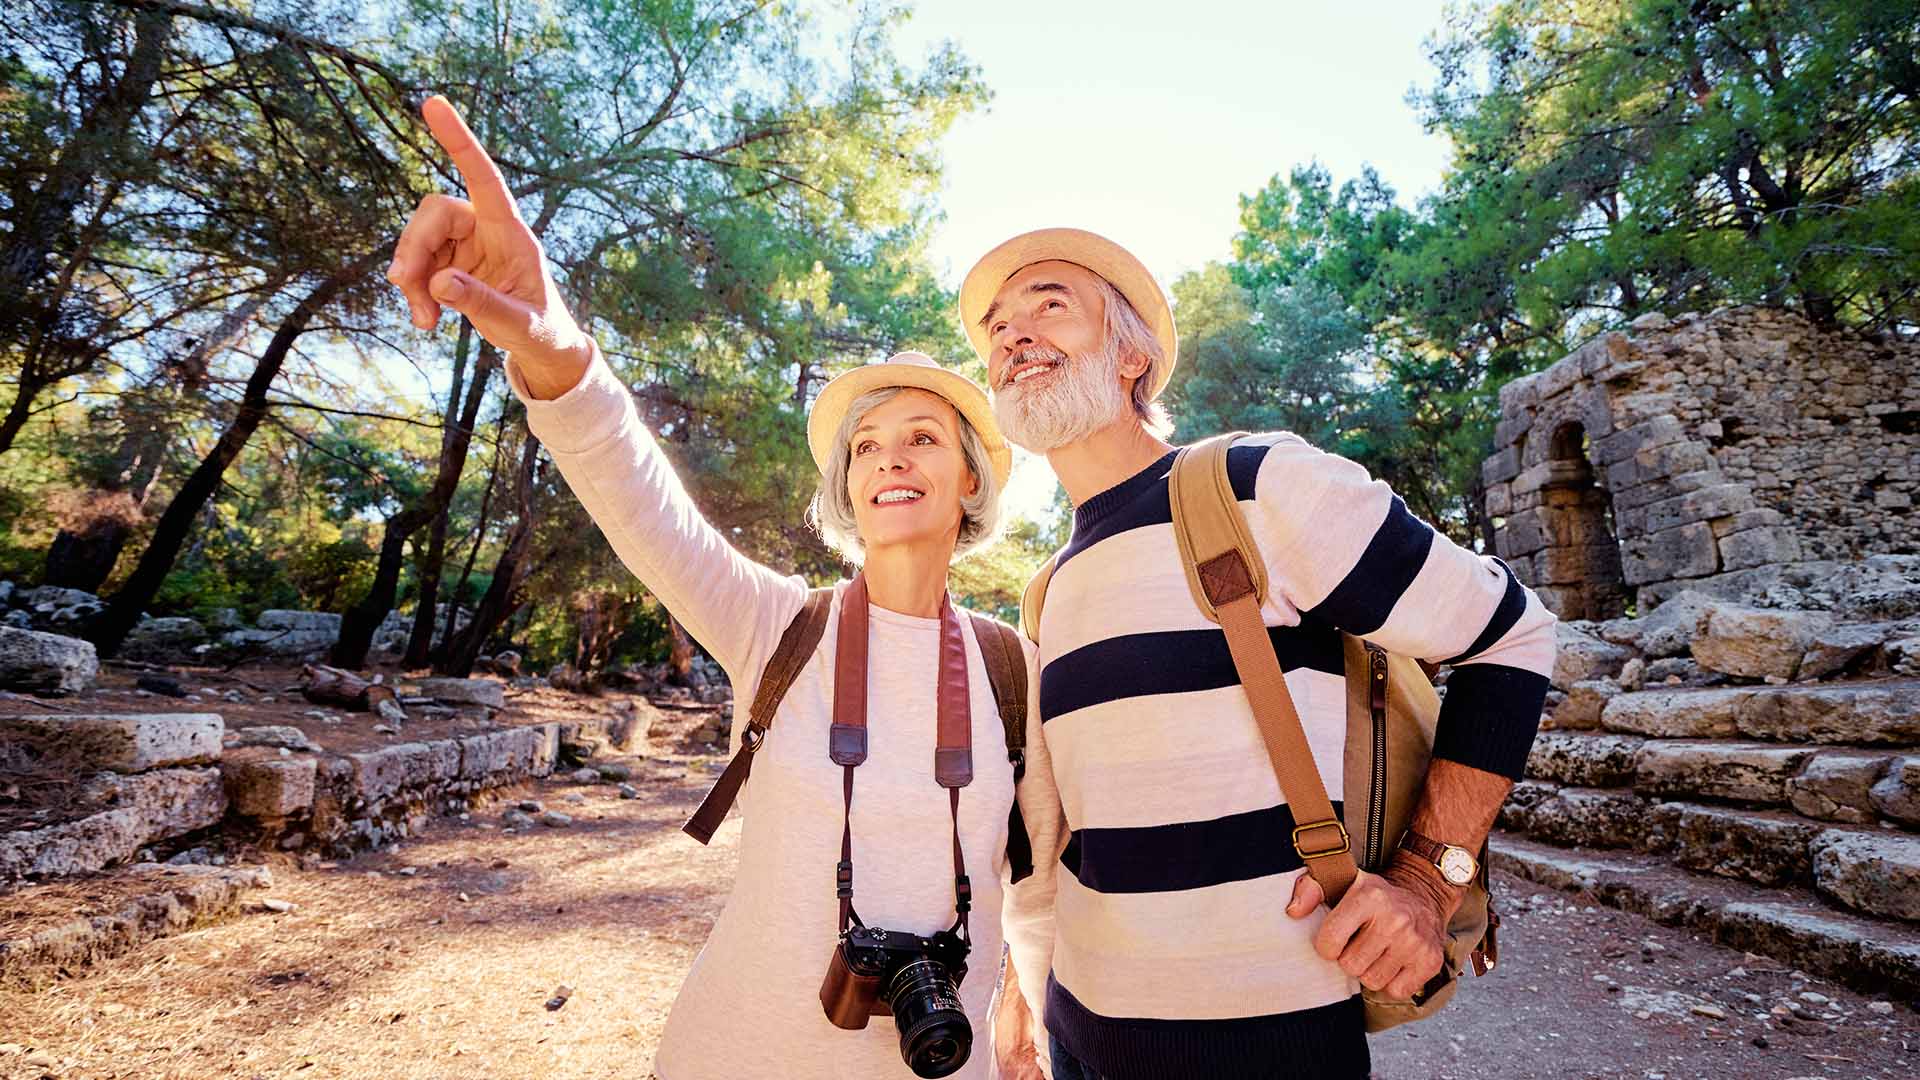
[
  {"xmin": 437, "ymin": 426, "xmax": 504, "ymax": 659},
  {"xmin": 404, "ymin": 319, "xmax": 475, "ymax": 668},
  {"xmin": 299, "ymin": 663, "xmax": 399, "ymax": 715},
  {"xmin": 331, "ymin": 340, "xmax": 499, "ymax": 668},
  {"xmin": 43, "ymin": 288, "xmax": 268, "ymax": 592},
  {"xmin": 87, "ymin": 255, "xmax": 380, "ymax": 657},
  {"xmin": 437, "ymin": 429, "xmax": 541, "ymax": 678}
]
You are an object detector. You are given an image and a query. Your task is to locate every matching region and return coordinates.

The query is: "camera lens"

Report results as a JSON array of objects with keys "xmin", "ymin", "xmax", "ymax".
[{"xmin": 885, "ymin": 957, "xmax": 971, "ymax": 1078}]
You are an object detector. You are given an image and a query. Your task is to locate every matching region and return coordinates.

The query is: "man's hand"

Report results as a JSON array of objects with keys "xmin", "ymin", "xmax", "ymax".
[
  {"xmin": 995, "ymin": 952, "xmax": 1047, "ymax": 1080},
  {"xmin": 388, "ymin": 95, "xmax": 592, "ymax": 399},
  {"xmin": 1285, "ymin": 865, "xmax": 1452, "ymax": 1000}
]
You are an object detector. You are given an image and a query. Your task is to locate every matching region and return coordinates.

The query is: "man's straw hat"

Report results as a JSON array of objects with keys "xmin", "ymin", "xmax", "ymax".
[
  {"xmin": 958, "ymin": 227, "xmax": 1178, "ymax": 399},
  {"xmin": 806, "ymin": 351, "xmax": 1012, "ymax": 485}
]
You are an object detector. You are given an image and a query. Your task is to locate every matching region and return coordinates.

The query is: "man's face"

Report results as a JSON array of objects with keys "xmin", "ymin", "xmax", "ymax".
[
  {"xmin": 980, "ymin": 260, "xmax": 1108, "ymax": 393},
  {"xmin": 979, "ymin": 261, "xmax": 1133, "ymax": 452}
]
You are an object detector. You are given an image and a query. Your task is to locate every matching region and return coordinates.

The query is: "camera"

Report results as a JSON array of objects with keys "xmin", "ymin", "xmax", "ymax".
[{"xmin": 820, "ymin": 923, "xmax": 972, "ymax": 1077}]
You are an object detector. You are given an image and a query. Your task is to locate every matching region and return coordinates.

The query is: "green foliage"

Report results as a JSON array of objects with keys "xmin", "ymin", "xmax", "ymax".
[{"xmin": 1215, "ymin": 0, "xmax": 1920, "ymax": 540}]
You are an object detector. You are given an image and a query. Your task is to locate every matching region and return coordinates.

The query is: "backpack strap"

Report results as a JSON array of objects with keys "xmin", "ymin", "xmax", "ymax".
[
  {"xmin": 1169, "ymin": 433, "xmax": 1361, "ymax": 905},
  {"xmin": 1019, "ymin": 553, "xmax": 1058, "ymax": 643},
  {"xmin": 683, "ymin": 587, "xmax": 833, "ymax": 844},
  {"xmin": 968, "ymin": 612, "xmax": 1033, "ymax": 883}
]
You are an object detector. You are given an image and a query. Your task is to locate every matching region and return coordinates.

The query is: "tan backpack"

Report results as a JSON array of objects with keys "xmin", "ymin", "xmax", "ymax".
[{"xmin": 1019, "ymin": 433, "xmax": 1497, "ymax": 1032}]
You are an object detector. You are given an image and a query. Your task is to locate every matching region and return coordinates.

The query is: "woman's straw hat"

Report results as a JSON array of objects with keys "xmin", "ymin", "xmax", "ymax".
[
  {"xmin": 806, "ymin": 351, "xmax": 1013, "ymax": 484},
  {"xmin": 958, "ymin": 227, "xmax": 1178, "ymax": 399}
]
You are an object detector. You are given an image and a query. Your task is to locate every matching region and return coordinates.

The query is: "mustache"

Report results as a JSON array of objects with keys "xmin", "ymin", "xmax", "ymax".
[{"xmin": 998, "ymin": 346, "xmax": 1069, "ymax": 389}]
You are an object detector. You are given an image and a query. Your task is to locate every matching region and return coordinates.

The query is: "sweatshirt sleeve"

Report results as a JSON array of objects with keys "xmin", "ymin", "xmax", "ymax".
[
  {"xmin": 1001, "ymin": 635, "xmax": 1063, "ymax": 1061},
  {"xmin": 1246, "ymin": 434, "xmax": 1558, "ymax": 780},
  {"xmin": 503, "ymin": 345, "xmax": 808, "ymax": 687}
]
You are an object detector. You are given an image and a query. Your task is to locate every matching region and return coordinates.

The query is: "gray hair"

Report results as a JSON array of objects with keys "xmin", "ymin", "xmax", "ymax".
[
  {"xmin": 808, "ymin": 387, "xmax": 1004, "ymax": 565},
  {"xmin": 1094, "ymin": 278, "xmax": 1174, "ymax": 438}
]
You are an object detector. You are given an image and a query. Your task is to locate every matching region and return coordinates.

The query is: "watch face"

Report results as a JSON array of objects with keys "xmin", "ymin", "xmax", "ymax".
[{"xmin": 1438, "ymin": 847, "xmax": 1477, "ymax": 886}]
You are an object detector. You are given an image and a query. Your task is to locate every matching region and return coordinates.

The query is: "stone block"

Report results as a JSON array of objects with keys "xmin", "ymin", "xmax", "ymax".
[
  {"xmin": 1620, "ymin": 523, "xmax": 1719, "ymax": 586},
  {"xmin": 1691, "ymin": 603, "xmax": 1833, "ymax": 680},
  {"xmin": 1798, "ymin": 624, "xmax": 1889, "ymax": 680},
  {"xmin": 1632, "ymin": 740, "xmax": 1812, "ymax": 804},
  {"xmin": 1645, "ymin": 802, "xmax": 1819, "ymax": 886},
  {"xmin": 1525, "ymin": 731, "xmax": 1644, "ymax": 786},
  {"xmin": 1536, "ymin": 350, "xmax": 1587, "ymax": 401},
  {"xmin": 1524, "ymin": 786, "xmax": 1653, "ymax": 848},
  {"xmin": 1735, "ymin": 682, "xmax": 1920, "ymax": 745},
  {"xmin": 348, "ymin": 740, "xmax": 461, "ymax": 802},
  {"xmin": 1549, "ymin": 679, "xmax": 1618, "ymax": 730},
  {"xmin": 227, "ymin": 725, "xmax": 319, "ymax": 752},
  {"xmin": 0, "ymin": 768, "xmax": 226, "ymax": 883},
  {"xmin": 0, "ymin": 713, "xmax": 223, "ymax": 774},
  {"xmin": 1640, "ymin": 485, "xmax": 1755, "ymax": 533},
  {"xmin": 1552, "ymin": 624, "xmax": 1632, "ymax": 691},
  {"xmin": 457, "ymin": 727, "xmax": 542, "ymax": 781},
  {"xmin": 1482, "ymin": 482, "xmax": 1512, "ymax": 518},
  {"xmin": 1502, "ymin": 508, "xmax": 1549, "ymax": 557},
  {"xmin": 1837, "ymin": 585, "xmax": 1920, "ymax": 622},
  {"xmin": 1481, "ymin": 447, "xmax": 1522, "ymax": 488},
  {"xmin": 224, "ymin": 756, "xmax": 318, "ymax": 818},
  {"xmin": 413, "ymin": 677, "xmax": 505, "ymax": 709},
  {"xmin": 1811, "ymin": 830, "xmax": 1920, "ymax": 922},
  {"xmin": 1592, "ymin": 416, "xmax": 1686, "ymax": 466},
  {"xmin": 1719, "ymin": 526, "xmax": 1803, "ymax": 571},
  {"xmin": 1871, "ymin": 757, "xmax": 1920, "ymax": 826},
  {"xmin": 0, "ymin": 626, "xmax": 97, "ymax": 695},
  {"xmin": 1594, "ymin": 590, "xmax": 1713, "ymax": 659},
  {"xmin": 1635, "ymin": 440, "xmax": 1716, "ymax": 481},
  {"xmin": 1789, "ymin": 750, "xmax": 1895, "ymax": 824},
  {"xmin": 1600, "ymin": 687, "xmax": 1755, "ymax": 738}
]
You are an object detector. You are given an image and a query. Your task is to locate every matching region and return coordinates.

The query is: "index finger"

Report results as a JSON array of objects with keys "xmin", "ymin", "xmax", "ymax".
[{"xmin": 422, "ymin": 94, "xmax": 518, "ymax": 221}]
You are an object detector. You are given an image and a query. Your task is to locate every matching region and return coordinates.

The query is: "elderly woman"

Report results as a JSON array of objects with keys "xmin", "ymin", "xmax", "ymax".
[{"xmin": 387, "ymin": 97, "xmax": 1057, "ymax": 1080}]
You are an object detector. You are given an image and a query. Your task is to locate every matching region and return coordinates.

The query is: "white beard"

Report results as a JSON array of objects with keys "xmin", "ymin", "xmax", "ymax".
[{"xmin": 992, "ymin": 344, "xmax": 1131, "ymax": 452}]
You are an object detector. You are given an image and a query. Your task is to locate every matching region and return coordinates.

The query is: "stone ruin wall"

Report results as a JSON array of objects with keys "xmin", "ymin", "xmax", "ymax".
[{"xmin": 1482, "ymin": 306, "xmax": 1920, "ymax": 617}]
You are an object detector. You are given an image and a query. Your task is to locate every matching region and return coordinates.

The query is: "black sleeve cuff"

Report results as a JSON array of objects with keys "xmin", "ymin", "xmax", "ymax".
[{"xmin": 1431, "ymin": 663, "xmax": 1550, "ymax": 781}]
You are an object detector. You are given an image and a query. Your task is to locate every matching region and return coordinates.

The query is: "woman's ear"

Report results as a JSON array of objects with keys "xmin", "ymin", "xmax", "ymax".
[{"xmin": 966, "ymin": 469, "xmax": 980, "ymax": 498}]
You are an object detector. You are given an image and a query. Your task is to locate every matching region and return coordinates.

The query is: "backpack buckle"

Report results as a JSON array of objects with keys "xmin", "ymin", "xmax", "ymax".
[{"xmin": 1291, "ymin": 818, "xmax": 1351, "ymax": 861}]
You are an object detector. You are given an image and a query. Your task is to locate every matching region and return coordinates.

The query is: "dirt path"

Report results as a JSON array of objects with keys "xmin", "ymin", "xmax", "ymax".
[{"xmin": 2, "ymin": 769, "xmax": 1915, "ymax": 1080}]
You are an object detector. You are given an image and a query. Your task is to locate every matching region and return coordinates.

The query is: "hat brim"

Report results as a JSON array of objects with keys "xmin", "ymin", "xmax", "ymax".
[
  {"xmin": 959, "ymin": 227, "xmax": 1177, "ymax": 399},
  {"xmin": 806, "ymin": 360, "xmax": 1012, "ymax": 487}
]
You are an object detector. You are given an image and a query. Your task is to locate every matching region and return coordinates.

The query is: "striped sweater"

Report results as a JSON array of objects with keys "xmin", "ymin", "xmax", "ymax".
[{"xmin": 1001, "ymin": 433, "xmax": 1557, "ymax": 1080}]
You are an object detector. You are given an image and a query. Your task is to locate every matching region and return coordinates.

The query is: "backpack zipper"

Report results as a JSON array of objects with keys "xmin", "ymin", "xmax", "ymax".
[{"xmin": 1365, "ymin": 645, "xmax": 1389, "ymax": 869}]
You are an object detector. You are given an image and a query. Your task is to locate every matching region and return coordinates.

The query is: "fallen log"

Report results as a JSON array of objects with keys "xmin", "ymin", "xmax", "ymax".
[{"xmin": 299, "ymin": 664, "xmax": 403, "ymax": 720}]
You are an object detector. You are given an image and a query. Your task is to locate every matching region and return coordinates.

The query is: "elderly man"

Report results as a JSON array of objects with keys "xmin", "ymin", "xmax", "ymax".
[{"xmin": 975, "ymin": 230, "xmax": 1558, "ymax": 1080}]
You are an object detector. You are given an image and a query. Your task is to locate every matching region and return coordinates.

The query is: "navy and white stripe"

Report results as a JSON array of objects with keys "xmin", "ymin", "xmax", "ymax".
[{"xmin": 1029, "ymin": 433, "xmax": 1557, "ymax": 1080}]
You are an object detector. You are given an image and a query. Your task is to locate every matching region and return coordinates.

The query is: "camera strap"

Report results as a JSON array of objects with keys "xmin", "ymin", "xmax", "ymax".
[{"xmin": 830, "ymin": 573, "xmax": 974, "ymax": 943}]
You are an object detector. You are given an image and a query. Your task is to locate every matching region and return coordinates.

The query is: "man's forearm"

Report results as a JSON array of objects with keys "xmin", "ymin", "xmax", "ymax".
[{"xmin": 1387, "ymin": 758, "xmax": 1513, "ymax": 917}]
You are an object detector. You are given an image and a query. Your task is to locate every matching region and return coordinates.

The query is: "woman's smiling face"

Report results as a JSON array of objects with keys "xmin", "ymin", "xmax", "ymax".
[{"xmin": 845, "ymin": 388, "xmax": 978, "ymax": 557}]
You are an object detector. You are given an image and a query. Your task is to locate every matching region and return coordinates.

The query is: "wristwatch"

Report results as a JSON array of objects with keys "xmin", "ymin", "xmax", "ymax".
[{"xmin": 1398, "ymin": 830, "xmax": 1478, "ymax": 887}]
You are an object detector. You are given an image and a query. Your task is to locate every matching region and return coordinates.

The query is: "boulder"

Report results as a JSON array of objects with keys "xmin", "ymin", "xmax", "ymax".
[
  {"xmin": 1596, "ymin": 591, "xmax": 1714, "ymax": 659},
  {"xmin": 1789, "ymin": 750, "xmax": 1896, "ymax": 824},
  {"xmin": 1547, "ymin": 679, "xmax": 1618, "ymax": 730},
  {"xmin": 1871, "ymin": 757, "xmax": 1920, "ymax": 827},
  {"xmin": 413, "ymin": 677, "xmax": 505, "ymax": 709},
  {"xmin": 1552, "ymin": 623, "xmax": 1632, "ymax": 691},
  {"xmin": 257, "ymin": 610, "xmax": 343, "ymax": 633},
  {"xmin": 1811, "ymin": 830, "xmax": 1920, "ymax": 922},
  {"xmin": 1798, "ymin": 624, "xmax": 1889, "ymax": 681},
  {"xmin": 0, "ymin": 626, "xmax": 97, "ymax": 694},
  {"xmin": 1691, "ymin": 603, "xmax": 1834, "ymax": 680},
  {"xmin": 22, "ymin": 586, "xmax": 99, "ymax": 610},
  {"xmin": 0, "ymin": 713, "xmax": 221, "ymax": 774},
  {"xmin": 118, "ymin": 616, "xmax": 208, "ymax": 664}
]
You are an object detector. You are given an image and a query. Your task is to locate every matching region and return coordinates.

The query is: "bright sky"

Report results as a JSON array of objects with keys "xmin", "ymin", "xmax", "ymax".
[{"xmin": 889, "ymin": 0, "xmax": 1459, "ymax": 521}]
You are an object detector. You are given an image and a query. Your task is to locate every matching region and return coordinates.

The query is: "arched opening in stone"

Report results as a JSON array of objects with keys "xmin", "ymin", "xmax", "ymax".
[{"xmin": 1536, "ymin": 421, "xmax": 1630, "ymax": 619}]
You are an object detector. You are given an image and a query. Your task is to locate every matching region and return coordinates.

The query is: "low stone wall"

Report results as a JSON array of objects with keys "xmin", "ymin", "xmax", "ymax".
[{"xmin": 226, "ymin": 723, "xmax": 560, "ymax": 856}]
